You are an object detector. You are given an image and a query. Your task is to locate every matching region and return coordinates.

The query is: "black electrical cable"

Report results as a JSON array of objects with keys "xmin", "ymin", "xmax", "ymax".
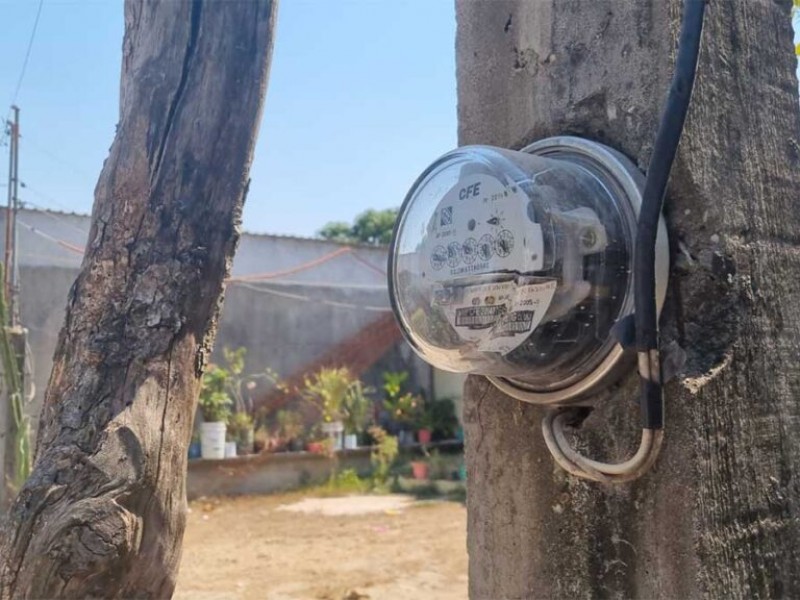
[{"xmin": 635, "ymin": 0, "xmax": 706, "ymax": 428}]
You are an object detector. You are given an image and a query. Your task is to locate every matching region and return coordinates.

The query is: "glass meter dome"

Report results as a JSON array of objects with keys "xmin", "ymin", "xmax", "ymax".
[{"xmin": 388, "ymin": 137, "xmax": 668, "ymax": 403}]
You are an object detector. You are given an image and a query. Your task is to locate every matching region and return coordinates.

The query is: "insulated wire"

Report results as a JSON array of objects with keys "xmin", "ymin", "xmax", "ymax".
[
  {"xmin": 537, "ymin": 0, "xmax": 706, "ymax": 483},
  {"xmin": 16, "ymin": 218, "xmax": 85, "ymax": 254},
  {"xmin": 230, "ymin": 280, "xmax": 391, "ymax": 312},
  {"xmin": 9, "ymin": 0, "xmax": 45, "ymax": 108},
  {"xmin": 542, "ymin": 412, "xmax": 663, "ymax": 483},
  {"xmin": 19, "ymin": 198, "xmax": 90, "ymax": 236}
]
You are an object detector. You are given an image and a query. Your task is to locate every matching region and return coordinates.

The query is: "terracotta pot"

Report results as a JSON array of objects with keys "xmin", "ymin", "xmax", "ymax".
[
  {"xmin": 306, "ymin": 441, "xmax": 326, "ymax": 454},
  {"xmin": 411, "ymin": 461, "xmax": 429, "ymax": 480},
  {"xmin": 417, "ymin": 429, "xmax": 432, "ymax": 444}
]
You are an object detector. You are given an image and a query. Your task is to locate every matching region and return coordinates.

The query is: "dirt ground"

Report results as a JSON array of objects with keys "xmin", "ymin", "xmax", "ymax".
[{"xmin": 174, "ymin": 492, "xmax": 468, "ymax": 600}]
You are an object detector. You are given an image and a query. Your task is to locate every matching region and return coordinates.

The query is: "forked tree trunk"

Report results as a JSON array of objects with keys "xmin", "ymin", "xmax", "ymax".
[
  {"xmin": 0, "ymin": 1, "xmax": 277, "ymax": 597},
  {"xmin": 457, "ymin": 0, "xmax": 800, "ymax": 597}
]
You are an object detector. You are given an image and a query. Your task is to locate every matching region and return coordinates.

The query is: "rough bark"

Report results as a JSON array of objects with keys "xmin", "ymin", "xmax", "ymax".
[
  {"xmin": 457, "ymin": 0, "xmax": 800, "ymax": 598},
  {"xmin": 0, "ymin": 0, "xmax": 277, "ymax": 597}
]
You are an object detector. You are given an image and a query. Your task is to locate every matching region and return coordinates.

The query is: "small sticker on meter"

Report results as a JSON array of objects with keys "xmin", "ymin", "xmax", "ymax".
[{"xmin": 440, "ymin": 279, "xmax": 557, "ymax": 354}]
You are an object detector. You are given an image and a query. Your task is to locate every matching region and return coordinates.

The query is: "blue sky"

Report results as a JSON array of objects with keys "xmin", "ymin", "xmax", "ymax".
[
  {"xmin": 1, "ymin": 3, "xmax": 798, "ymax": 239},
  {"xmin": 0, "ymin": 0, "xmax": 458, "ymax": 237}
]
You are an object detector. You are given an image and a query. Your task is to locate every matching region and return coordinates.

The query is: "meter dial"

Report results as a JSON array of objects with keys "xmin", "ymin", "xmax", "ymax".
[
  {"xmin": 462, "ymin": 238, "xmax": 478, "ymax": 264},
  {"xmin": 495, "ymin": 230, "xmax": 514, "ymax": 257},
  {"xmin": 447, "ymin": 242, "xmax": 462, "ymax": 268},
  {"xmin": 430, "ymin": 246, "xmax": 447, "ymax": 271},
  {"xmin": 478, "ymin": 234, "xmax": 494, "ymax": 261}
]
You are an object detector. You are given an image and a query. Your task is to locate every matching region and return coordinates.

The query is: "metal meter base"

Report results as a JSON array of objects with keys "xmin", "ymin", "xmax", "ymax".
[{"xmin": 488, "ymin": 136, "xmax": 669, "ymax": 405}]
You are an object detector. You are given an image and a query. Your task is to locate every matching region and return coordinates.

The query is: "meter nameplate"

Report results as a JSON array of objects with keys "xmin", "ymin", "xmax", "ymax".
[
  {"xmin": 423, "ymin": 174, "xmax": 544, "ymax": 282},
  {"xmin": 440, "ymin": 279, "xmax": 557, "ymax": 355}
]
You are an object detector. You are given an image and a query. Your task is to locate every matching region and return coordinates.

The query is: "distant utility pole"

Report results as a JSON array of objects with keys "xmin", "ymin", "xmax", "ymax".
[{"xmin": 4, "ymin": 105, "xmax": 20, "ymax": 326}]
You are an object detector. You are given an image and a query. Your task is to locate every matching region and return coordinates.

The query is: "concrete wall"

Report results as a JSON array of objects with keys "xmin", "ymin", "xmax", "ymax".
[
  {"xmin": 0, "ymin": 208, "xmax": 441, "ymax": 432},
  {"xmin": 186, "ymin": 449, "xmax": 374, "ymax": 500}
]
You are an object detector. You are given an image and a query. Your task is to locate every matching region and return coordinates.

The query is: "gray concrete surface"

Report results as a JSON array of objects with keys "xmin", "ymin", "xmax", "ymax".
[
  {"xmin": 0, "ymin": 208, "xmax": 434, "ymax": 435},
  {"xmin": 186, "ymin": 449, "xmax": 374, "ymax": 500}
]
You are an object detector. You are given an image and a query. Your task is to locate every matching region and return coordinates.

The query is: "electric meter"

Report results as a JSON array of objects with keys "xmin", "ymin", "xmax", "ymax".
[{"xmin": 388, "ymin": 137, "xmax": 669, "ymax": 403}]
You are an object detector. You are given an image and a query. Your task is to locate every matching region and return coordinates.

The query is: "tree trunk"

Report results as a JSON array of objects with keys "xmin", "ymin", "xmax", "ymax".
[
  {"xmin": 0, "ymin": 0, "xmax": 277, "ymax": 597},
  {"xmin": 457, "ymin": 1, "xmax": 800, "ymax": 598}
]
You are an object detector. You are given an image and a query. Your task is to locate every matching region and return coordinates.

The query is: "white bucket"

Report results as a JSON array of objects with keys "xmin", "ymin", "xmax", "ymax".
[
  {"xmin": 322, "ymin": 421, "xmax": 345, "ymax": 450},
  {"xmin": 344, "ymin": 434, "xmax": 358, "ymax": 450},
  {"xmin": 201, "ymin": 422, "xmax": 227, "ymax": 460},
  {"xmin": 224, "ymin": 441, "xmax": 238, "ymax": 459}
]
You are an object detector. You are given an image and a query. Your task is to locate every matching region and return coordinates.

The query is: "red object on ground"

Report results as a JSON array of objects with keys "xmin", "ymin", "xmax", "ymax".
[
  {"xmin": 417, "ymin": 429, "xmax": 432, "ymax": 444},
  {"xmin": 411, "ymin": 461, "xmax": 429, "ymax": 480},
  {"xmin": 307, "ymin": 442, "xmax": 326, "ymax": 454}
]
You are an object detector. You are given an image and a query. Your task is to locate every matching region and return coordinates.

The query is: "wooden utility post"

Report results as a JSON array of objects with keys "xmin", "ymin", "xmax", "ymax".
[
  {"xmin": 0, "ymin": 1, "xmax": 277, "ymax": 597},
  {"xmin": 457, "ymin": 0, "xmax": 800, "ymax": 597}
]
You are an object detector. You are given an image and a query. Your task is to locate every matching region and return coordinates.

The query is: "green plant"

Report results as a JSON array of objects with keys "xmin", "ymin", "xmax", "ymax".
[
  {"xmin": 253, "ymin": 425, "xmax": 269, "ymax": 453},
  {"xmin": 427, "ymin": 397, "xmax": 459, "ymax": 439},
  {"xmin": 318, "ymin": 207, "xmax": 399, "ymax": 245},
  {"xmin": 0, "ymin": 266, "xmax": 31, "ymax": 490},
  {"xmin": 794, "ymin": 1, "xmax": 800, "ymax": 55},
  {"xmin": 382, "ymin": 371, "xmax": 420, "ymax": 426},
  {"xmin": 427, "ymin": 449, "xmax": 447, "ymax": 480},
  {"xmin": 198, "ymin": 364, "xmax": 233, "ymax": 422},
  {"xmin": 221, "ymin": 346, "xmax": 280, "ymax": 415},
  {"xmin": 382, "ymin": 370, "xmax": 408, "ymax": 399},
  {"xmin": 199, "ymin": 346, "xmax": 281, "ymax": 424},
  {"xmin": 276, "ymin": 409, "xmax": 304, "ymax": 442},
  {"xmin": 326, "ymin": 468, "xmax": 368, "ymax": 494},
  {"xmin": 227, "ymin": 411, "xmax": 254, "ymax": 442},
  {"xmin": 303, "ymin": 367, "xmax": 370, "ymax": 425},
  {"xmin": 369, "ymin": 426, "xmax": 399, "ymax": 491},
  {"xmin": 415, "ymin": 401, "xmax": 435, "ymax": 431},
  {"xmin": 342, "ymin": 380, "xmax": 373, "ymax": 435}
]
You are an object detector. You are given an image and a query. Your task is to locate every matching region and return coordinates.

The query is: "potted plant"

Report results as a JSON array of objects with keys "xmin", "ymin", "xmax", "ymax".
[
  {"xmin": 415, "ymin": 402, "xmax": 434, "ymax": 445},
  {"xmin": 228, "ymin": 411, "xmax": 255, "ymax": 455},
  {"xmin": 410, "ymin": 459, "xmax": 429, "ymax": 480},
  {"xmin": 427, "ymin": 449, "xmax": 446, "ymax": 480},
  {"xmin": 276, "ymin": 409, "xmax": 304, "ymax": 452},
  {"xmin": 369, "ymin": 426, "xmax": 399, "ymax": 491},
  {"xmin": 198, "ymin": 364, "xmax": 232, "ymax": 459},
  {"xmin": 302, "ymin": 367, "xmax": 365, "ymax": 451},
  {"xmin": 428, "ymin": 396, "xmax": 459, "ymax": 441},
  {"xmin": 342, "ymin": 380, "xmax": 372, "ymax": 450},
  {"xmin": 302, "ymin": 421, "xmax": 324, "ymax": 454},
  {"xmin": 253, "ymin": 425, "xmax": 269, "ymax": 454},
  {"xmin": 382, "ymin": 371, "xmax": 420, "ymax": 446},
  {"xmin": 222, "ymin": 347, "xmax": 282, "ymax": 409}
]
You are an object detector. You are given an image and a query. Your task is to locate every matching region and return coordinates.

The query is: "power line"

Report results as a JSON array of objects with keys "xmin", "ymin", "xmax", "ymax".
[
  {"xmin": 22, "ymin": 136, "xmax": 94, "ymax": 179},
  {"xmin": 16, "ymin": 218, "xmax": 85, "ymax": 255},
  {"xmin": 9, "ymin": 0, "xmax": 45, "ymax": 108},
  {"xmin": 230, "ymin": 280, "xmax": 391, "ymax": 313},
  {"xmin": 18, "ymin": 198, "xmax": 89, "ymax": 236},
  {"xmin": 20, "ymin": 181, "xmax": 88, "ymax": 219}
]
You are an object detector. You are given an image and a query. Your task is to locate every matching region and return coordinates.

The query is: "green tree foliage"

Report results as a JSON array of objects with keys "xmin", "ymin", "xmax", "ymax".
[
  {"xmin": 795, "ymin": 0, "xmax": 800, "ymax": 55},
  {"xmin": 318, "ymin": 208, "xmax": 399, "ymax": 245}
]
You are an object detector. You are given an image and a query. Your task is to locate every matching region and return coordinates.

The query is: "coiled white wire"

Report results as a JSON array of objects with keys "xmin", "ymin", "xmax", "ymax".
[{"xmin": 541, "ymin": 410, "xmax": 663, "ymax": 483}]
